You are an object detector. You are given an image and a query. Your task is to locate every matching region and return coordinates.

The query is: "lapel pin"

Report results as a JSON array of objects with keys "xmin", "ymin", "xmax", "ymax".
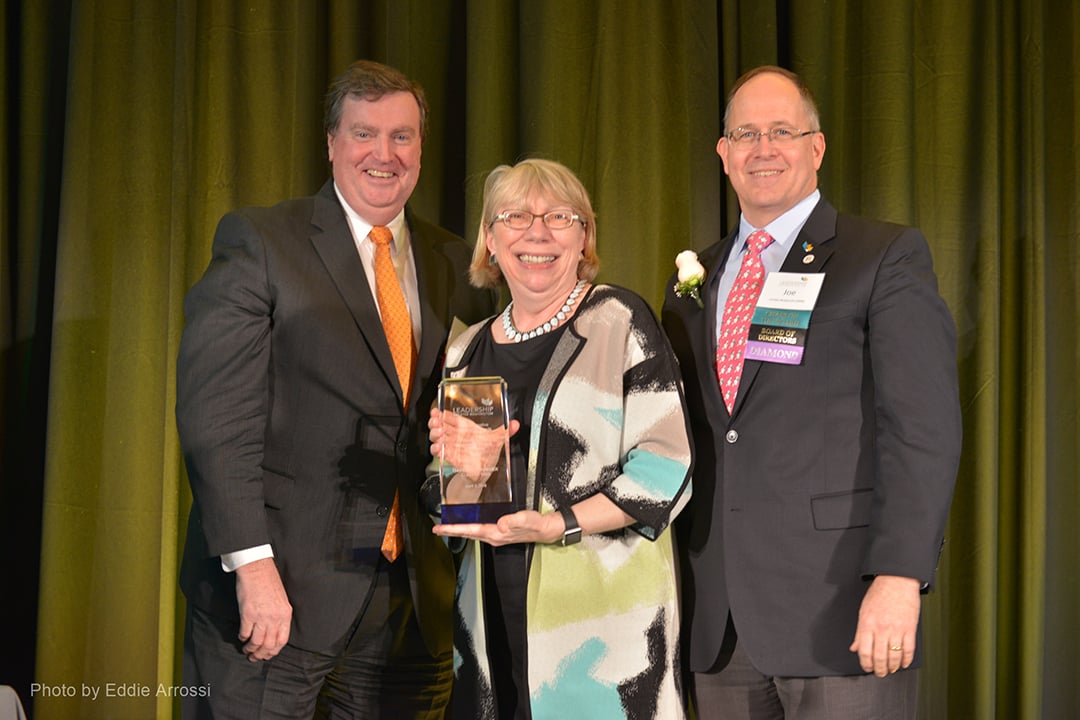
[
  {"xmin": 802, "ymin": 241, "xmax": 814, "ymax": 252},
  {"xmin": 803, "ymin": 254, "xmax": 815, "ymax": 264}
]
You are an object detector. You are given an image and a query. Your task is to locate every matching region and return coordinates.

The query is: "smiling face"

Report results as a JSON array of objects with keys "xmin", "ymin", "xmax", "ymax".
[
  {"xmin": 484, "ymin": 192, "xmax": 586, "ymax": 303},
  {"xmin": 717, "ymin": 72, "xmax": 826, "ymax": 228},
  {"xmin": 327, "ymin": 92, "xmax": 422, "ymax": 225}
]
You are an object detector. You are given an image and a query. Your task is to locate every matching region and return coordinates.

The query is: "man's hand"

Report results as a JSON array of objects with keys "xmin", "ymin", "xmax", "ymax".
[
  {"xmin": 849, "ymin": 574, "xmax": 921, "ymax": 677},
  {"xmin": 234, "ymin": 557, "xmax": 292, "ymax": 662}
]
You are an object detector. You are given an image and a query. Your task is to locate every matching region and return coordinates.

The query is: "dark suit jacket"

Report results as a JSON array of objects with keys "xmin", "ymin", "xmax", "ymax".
[
  {"xmin": 176, "ymin": 180, "xmax": 495, "ymax": 655},
  {"xmin": 662, "ymin": 198, "xmax": 961, "ymax": 677}
]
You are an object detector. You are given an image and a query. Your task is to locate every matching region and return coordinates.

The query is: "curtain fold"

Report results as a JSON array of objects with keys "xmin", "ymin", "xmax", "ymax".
[
  {"xmin": 461, "ymin": 0, "xmax": 722, "ymax": 308},
  {"xmin": 1, "ymin": 1, "xmax": 1076, "ymax": 718}
]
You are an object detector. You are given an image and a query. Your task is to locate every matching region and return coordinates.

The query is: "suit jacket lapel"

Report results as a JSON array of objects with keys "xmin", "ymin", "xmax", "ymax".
[
  {"xmin": 308, "ymin": 181, "xmax": 403, "ymax": 403},
  {"xmin": 408, "ymin": 210, "xmax": 451, "ymax": 404},
  {"xmin": 699, "ymin": 232, "xmax": 738, "ymax": 418},
  {"xmin": 780, "ymin": 200, "xmax": 837, "ymax": 274}
]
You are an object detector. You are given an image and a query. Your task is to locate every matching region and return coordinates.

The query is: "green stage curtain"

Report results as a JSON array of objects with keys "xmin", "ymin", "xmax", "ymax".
[{"xmin": 1, "ymin": 1, "xmax": 1076, "ymax": 718}]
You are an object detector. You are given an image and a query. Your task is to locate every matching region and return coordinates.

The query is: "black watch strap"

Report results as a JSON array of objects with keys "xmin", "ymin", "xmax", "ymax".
[{"xmin": 560, "ymin": 506, "xmax": 582, "ymax": 546}]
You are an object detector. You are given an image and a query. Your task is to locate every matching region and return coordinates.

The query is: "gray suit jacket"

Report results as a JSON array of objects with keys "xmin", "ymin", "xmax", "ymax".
[
  {"xmin": 176, "ymin": 180, "xmax": 495, "ymax": 654},
  {"xmin": 662, "ymin": 198, "xmax": 961, "ymax": 676}
]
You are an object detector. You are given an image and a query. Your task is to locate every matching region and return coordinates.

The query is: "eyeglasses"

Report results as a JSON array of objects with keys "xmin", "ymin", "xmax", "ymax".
[
  {"xmin": 490, "ymin": 210, "xmax": 583, "ymax": 230},
  {"xmin": 725, "ymin": 127, "xmax": 817, "ymax": 146}
]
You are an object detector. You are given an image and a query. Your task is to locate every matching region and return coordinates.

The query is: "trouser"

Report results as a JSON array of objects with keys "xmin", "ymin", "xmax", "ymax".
[{"xmin": 182, "ymin": 557, "xmax": 452, "ymax": 719}]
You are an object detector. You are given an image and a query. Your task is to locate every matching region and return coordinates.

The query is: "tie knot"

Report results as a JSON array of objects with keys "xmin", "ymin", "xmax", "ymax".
[
  {"xmin": 747, "ymin": 229, "xmax": 774, "ymax": 254},
  {"xmin": 370, "ymin": 226, "xmax": 393, "ymax": 246}
]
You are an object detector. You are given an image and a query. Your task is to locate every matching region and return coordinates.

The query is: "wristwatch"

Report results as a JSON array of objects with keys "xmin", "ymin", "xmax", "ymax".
[{"xmin": 560, "ymin": 506, "xmax": 582, "ymax": 546}]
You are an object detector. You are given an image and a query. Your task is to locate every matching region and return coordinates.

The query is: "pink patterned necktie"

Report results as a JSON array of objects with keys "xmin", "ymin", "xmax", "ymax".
[{"xmin": 716, "ymin": 230, "xmax": 774, "ymax": 413}]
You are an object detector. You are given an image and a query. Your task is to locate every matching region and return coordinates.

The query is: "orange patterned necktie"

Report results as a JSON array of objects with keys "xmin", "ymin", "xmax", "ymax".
[
  {"xmin": 716, "ymin": 229, "xmax": 774, "ymax": 413},
  {"xmin": 371, "ymin": 225, "xmax": 415, "ymax": 562}
]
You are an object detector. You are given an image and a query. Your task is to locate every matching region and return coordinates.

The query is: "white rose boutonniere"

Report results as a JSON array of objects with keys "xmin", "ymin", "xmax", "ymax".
[{"xmin": 673, "ymin": 250, "xmax": 706, "ymax": 308}]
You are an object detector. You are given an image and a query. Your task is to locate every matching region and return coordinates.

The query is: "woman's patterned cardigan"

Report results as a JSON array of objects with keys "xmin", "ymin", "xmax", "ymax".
[{"xmin": 439, "ymin": 284, "xmax": 694, "ymax": 720}]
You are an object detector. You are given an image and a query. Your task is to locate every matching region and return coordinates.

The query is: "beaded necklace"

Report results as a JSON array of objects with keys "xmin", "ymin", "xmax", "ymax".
[{"xmin": 501, "ymin": 280, "xmax": 587, "ymax": 343}]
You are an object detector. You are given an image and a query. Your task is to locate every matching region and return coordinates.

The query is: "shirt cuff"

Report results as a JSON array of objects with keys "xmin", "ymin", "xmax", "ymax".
[{"xmin": 220, "ymin": 544, "xmax": 274, "ymax": 573}]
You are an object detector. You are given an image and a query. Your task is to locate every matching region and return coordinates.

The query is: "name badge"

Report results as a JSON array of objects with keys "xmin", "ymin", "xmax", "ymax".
[{"xmin": 745, "ymin": 272, "xmax": 825, "ymax": 365}]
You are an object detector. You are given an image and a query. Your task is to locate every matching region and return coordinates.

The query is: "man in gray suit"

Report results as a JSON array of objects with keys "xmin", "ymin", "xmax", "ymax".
[
  {"xmin": 176, "ymin": 60, "xmax": 494, "ymax": 718},
  {"xmin": 663, "ymin": 66, "xmax": 961, "ymax": 718}
]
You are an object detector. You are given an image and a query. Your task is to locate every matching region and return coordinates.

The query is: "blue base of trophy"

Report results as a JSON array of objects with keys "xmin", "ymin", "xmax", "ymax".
[{"xmin": 441, "ymin": 502, "xmax": 515, "ymax": 524}]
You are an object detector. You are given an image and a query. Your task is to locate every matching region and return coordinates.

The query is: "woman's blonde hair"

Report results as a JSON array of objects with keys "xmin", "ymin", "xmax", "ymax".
[{"xmin": 469, "ymin": 158, "xmax": 600, "ymax": 288}]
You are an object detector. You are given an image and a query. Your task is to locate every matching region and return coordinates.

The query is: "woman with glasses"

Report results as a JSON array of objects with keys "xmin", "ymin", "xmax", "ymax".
[{"xmin": 426, "ymin": 158, "xmax": 693, "ymax": 718}]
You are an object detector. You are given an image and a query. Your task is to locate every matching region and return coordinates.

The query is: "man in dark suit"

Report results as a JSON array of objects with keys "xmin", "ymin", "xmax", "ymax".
[
  {"xmin": 662, "ymin": 66, "xmax": 961, "ymax": 718},
  {"xmin": 176, "ymin": 60, "xmax": 494, "ymax": 718}
]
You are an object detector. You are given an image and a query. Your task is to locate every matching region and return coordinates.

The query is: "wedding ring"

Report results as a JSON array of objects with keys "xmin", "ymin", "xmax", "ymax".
[{"xmin": 889, "ymin": 645, "xmax": 903, "ymax": 652}]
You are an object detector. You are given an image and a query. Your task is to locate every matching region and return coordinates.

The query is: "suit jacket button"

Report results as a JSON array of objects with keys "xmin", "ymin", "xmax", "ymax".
[
  {"xmin": 376, "ymin": 505, "xmax": 390, "ymax": 517},
  {"xmin": 725, "ymin": 429, "xmax": 739, "ymax": 443},
  {"xmin": 397, "ymin": 441, "xmax": 409, "ymax": 454}
]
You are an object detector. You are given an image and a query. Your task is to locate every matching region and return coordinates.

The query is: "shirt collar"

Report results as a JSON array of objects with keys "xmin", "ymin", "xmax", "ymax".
[
  {"xmin": 332, "ymin": 182, "xmax": 408, "ymax": 253},
  {"xmin": 737, "ymin": 189, "xmax": 821, "ymax": 254}
]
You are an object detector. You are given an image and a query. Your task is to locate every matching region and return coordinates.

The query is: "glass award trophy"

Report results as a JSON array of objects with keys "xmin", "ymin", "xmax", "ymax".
[{"xmin": 438, "ymin": 376, "xmax": 513, "ymax": 524}]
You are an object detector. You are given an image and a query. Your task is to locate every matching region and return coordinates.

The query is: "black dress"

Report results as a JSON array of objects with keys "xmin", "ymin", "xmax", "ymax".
[{"xmin": 464, "ymin": 322, "xmax": 569, "ymax": 720}]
